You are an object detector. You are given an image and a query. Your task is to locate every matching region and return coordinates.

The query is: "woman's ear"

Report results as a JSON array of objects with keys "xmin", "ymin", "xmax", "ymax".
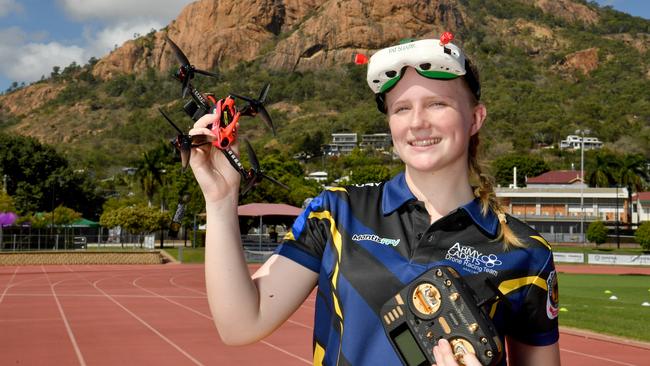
[{"xmin": 470, "ymin": 103, "xmax": 487, "ymax": 136}]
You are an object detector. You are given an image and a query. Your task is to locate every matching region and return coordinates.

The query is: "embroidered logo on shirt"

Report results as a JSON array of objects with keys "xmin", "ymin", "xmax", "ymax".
[
  {"xmin": 444, "ymin": 242, "xmax": 502, "ymax": 276},
  {"xmin": 546, "ymin": 270, "xmax": 559, "ymax": 319},
  {"xmin": 352, "ymin": 234, "xmax": 400, "ymax": 247}
]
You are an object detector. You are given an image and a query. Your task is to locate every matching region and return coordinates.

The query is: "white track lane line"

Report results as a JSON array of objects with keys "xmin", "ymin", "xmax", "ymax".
[
  {"xmin": 169, "ymin": 272, "xmax": 207, "ymax": 295},
  {"xmin": 41, "ymin": 266, "xmax": 87, "ymax": 366},
  {"xmin": 131, "ymin": 272, "xmax": 312, "ymax": 364},
  {"xmin": 560, "ymin": 348, "xmax": 638, "ymax": 366},
  {"xmin": 90, "ymin": 276, "xmax": 206, "ymax": 366},
  {"xmin": 0, "ymin": 266, "xmax": 19, "ymax": 304}
]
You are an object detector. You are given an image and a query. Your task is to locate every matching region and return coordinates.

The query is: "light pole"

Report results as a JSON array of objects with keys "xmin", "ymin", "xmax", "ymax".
[
  {"xmin": 576, "ymin": 129, "xmax": 590, "ymax": 244},
  {"xmin": 615, "ymin": 184, "xmax": 620, "ymax": 249}
]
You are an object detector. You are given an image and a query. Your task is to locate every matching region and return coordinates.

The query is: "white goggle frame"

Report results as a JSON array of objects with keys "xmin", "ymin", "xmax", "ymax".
[{"xmin": 366, "ymin": 38, "xmax": 467, "ymax": 94}]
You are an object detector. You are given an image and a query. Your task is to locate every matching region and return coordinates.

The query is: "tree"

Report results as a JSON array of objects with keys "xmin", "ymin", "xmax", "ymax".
[
  {"xmin": 348, "ymin": 165, "xmax": 391, "ymax": 185},
  {"xmin": 586, "ymin": 220, "xmax": 608, "ymax": 245},
  {"xmin": 635, "ymin": 222, "xmax": 650, "ymax": 251},
  {"xmin": 0, "ymin": 134, "xmax": 104, "ymax": 218},
  {"xmin": 100, "ymin": 204, "xmax": 170, "ymax": 244},
  {"xmin": 586, "ymin": 150, "xmax": 619, "ymax": 188},
  {"xmin": 492, "ymin": 154, "xmax": 550, "ymax": 188},
  {"xmin": 0, "ymin": 191, "xmax": 16, "ymax": 212},
  {"xmin": 136, "ymin": 145, "xmax": 168, "ymax": 207},
  {"xmin": 617, "ymin": 154, "xmax": 649, "ymax": 224}
]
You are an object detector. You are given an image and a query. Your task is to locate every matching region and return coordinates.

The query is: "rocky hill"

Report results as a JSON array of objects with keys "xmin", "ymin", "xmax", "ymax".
[{"xmin": 1, "ymin": 0, "xmax": 649, "ymax": 171}]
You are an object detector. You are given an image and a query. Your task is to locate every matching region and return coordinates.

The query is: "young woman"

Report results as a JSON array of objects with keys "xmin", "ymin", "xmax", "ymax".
[{"xmin": 188, "ymin": 35, "xmax": 561, "ymax": 366}]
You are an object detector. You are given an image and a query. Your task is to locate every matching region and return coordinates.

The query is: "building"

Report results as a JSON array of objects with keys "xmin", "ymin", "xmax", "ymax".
[
  {"xmin": 306, "ymin": 171, "xmax": 328, "ymax": 182},
  {"xmin": 360, "ymin": 133, "xmax": 392, "ymax": 151},
  {"xmin": 324, "ymin": 133, "xmax": 358, "ymax": 156},
  {"xmin": 525, "ymin": 170, "xmax": 584, "ymax": 188},
  {"xmin": 632, "ymin": 192, "xmax": 650, "ymax": 224},
  {"xmin": 559, "ymin": 135, "xmax": 603, "ymax": 150},
  {"xmin": 497, "ymin": 170, "xmax": 628, "ymax": 243}
]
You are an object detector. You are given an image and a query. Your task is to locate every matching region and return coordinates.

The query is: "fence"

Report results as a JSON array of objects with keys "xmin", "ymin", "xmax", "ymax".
[{"xmin": 0, "ymin": 224, "xmax": 206, "ymax": 252}]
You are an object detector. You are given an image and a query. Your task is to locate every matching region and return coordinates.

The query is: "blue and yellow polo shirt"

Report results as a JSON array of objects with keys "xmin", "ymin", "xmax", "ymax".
[{"xmin": 275, "ymin": 172, "xmax": 559, "ymax": 366}]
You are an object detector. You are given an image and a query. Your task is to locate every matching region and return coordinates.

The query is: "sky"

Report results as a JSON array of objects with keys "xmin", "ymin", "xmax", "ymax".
[{"xmin": 0, "ymin": 0, "xmax": 648, "ymax": 93}]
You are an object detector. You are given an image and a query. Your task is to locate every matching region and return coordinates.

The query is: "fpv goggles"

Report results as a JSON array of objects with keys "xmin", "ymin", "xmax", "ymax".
[{"xmin": 359, "ymin": 33, "xmax": 480, "ymax": 112}]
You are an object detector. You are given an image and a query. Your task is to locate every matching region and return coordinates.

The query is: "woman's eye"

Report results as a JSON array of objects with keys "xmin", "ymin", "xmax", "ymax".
[{"xmin": 394, "ymin": 106, "xmax": 409, "ymax": 113}]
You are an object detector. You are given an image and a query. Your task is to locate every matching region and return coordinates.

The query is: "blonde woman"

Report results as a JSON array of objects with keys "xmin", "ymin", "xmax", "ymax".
[{"xmin": 189, "ymin": 35, "xmax": 561, "ymax": 366}]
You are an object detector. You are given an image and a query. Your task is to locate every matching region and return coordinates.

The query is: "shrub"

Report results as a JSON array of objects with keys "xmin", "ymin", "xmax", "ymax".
[
  {"xmin": 635, "ymin": 222, "xmax": 650, "ymax": 251},
  {"xmin": 586, "ymin": 220, "xmax": 607, "ymax": 245}
]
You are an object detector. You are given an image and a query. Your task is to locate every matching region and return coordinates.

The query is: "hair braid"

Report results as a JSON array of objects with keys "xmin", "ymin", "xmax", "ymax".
[{"xmin": 468, "ymin": 134, "xmax": 524, "ymax": 248}]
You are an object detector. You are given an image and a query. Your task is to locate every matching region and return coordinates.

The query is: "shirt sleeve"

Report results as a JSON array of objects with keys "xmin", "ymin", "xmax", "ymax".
[
  {"xmin": 274, "ymin": 191, "xmax": 331, "ymax": 273},
  {"xmin": 508, "ymin": 249, "xmax": 560, "ymax": 346}
]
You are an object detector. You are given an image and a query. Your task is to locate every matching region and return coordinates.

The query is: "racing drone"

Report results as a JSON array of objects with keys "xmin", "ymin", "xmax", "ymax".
[{"xmin": 162, "ymin": 35, "xmax": 287, "ymax": 196}]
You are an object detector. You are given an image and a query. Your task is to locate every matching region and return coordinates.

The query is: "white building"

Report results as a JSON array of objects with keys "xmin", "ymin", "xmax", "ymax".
[
  {"xmin": 559, "ymin": 135, "xmax": 603, "ymax": 150},
  {"xmin": 324, "ymin": 133, "xmax": 358, "ymax": 156},
  {"xmin": 632, "ymin": 192, "xmax": 650, "ymax": 224},
  {"xmin": 360, "ymin": 133, "xmax": 392, "ymax": 151},
  {"xmin": 496, "ymin": 170, "xmax": 629, "ymax": 243},
  {"xmin": 306, "ymin": 171, "xmax": 328, "ymax": 182}
]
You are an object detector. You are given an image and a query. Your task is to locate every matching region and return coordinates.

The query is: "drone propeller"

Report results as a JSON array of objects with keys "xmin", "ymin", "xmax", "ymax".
[
  {"xmin": 165, "ymin": 35, "xmax": 218, "ymax": 98},
  {"xmin": 231, "ymin": 84, "xmax": 275, "ymax": 135},
  {"xmin": 159, "ymin": 108, "xmax": 210, "ymax": 170},
  {"xmin": 240, "ymin": 139, "xmax": 289, "ymax": 196}
]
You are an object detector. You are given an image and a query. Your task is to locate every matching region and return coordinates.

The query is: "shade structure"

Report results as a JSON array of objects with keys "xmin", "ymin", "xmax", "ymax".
[
  {"xmin": 237, "ymin": 203, "xmax": 302, "ymax": 217},
  {"xmin": 71, "ymin": 218, "xmax": 100, "ymax": 227},
  {"xmin": 237, "ymin": 203, "xmax": 302, "ymax": 250}
]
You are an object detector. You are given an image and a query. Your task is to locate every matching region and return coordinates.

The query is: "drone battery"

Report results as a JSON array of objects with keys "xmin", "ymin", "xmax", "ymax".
[{"xmin": 381, "ymin": 266, "xmax": 502, "ymax": 366}]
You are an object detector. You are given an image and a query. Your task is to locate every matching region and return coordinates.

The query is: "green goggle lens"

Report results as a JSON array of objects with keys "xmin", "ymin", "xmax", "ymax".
[{"xmin": 378, "ymin": 69, "xmax": 460, "ymax": 93}]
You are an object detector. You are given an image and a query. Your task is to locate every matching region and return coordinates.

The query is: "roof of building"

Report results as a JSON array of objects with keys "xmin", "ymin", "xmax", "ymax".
[
  {"xmin": 633, "ymin": 192, "xmax": 650, "ymax": 201},
  {"xmin": 526, "ymin": 170, "xmax": 583, "ymax": 184}
]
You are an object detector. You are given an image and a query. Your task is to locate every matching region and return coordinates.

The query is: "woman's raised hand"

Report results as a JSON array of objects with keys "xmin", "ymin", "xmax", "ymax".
[{"xmin": 188, "ymin": 113, "xmax": 241, "ymax": 204}]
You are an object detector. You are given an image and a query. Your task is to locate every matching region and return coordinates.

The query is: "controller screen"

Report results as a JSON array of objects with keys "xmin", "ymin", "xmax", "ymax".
[{"xmin": 391, "ymin": 324, "xmax": 428, "ymax": 366}]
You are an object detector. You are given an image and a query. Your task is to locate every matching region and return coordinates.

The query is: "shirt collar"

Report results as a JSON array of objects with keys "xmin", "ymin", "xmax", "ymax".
[{"xmin": 382, "ymin": 172, "xmax": 499, "ymax": 236}]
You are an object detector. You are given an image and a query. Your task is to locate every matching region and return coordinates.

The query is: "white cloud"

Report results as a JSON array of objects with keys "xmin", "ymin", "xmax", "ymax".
[
  {"xmin": 0, "ymin": 0, "xmax": 192, "ymax": 88},
  {"xmin": 60, "ymin": 0, "xmax": 194, "ymax": 23},
  {"xmin": 0, "ymin": 28, "xmax": 85, "ymax": 84},
  {"xmin": 0, "ymin": 0, "xmax": 22, "ymax": 17},
  {"xmin": 84, "ymin": 19, "xmax": 164, "ymax": 58}
]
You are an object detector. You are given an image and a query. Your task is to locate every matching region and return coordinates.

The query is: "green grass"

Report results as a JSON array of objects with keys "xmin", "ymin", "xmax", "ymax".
[
  {"xmin": 552, "ymin": 246, "xmax": 646, "ymax": 255},
  {"xmin": 558, "ymin": 273, "xmax": 650, "ymax": 342},
  {"xmin": 163, "ymin": 247, "xmax": 206, "ymax": 263}
]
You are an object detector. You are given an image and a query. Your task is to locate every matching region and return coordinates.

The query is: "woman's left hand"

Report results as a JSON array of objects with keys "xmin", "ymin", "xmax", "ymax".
[{"xmin": 432, "ymin": 339, "xmax": 482, "ymax": 366}]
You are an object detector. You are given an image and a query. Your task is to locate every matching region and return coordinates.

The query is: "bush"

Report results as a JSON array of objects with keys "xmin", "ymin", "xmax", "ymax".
[
  {"xmin": 635, "ymin": 222, "xmax": 650, "ymax": 251},
  {"xmin": 586, "ymin": 220, "xmax": 608, "ymax": 245}
]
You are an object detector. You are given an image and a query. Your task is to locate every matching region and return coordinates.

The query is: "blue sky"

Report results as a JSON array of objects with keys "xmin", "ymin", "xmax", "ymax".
[{"xmin": 0, "ymin": 0, "xmax": 648, "ymax": 93}]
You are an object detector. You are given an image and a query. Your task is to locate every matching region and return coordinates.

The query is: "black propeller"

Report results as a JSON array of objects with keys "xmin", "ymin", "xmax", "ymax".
[
  {"xmin": 231, "ymin": 84, "xmax": 275, "ymax": 135},
  {"xmin": 240, "ymin": 139, "xmax": 289, "ymax": 196},
  {"xmin": 159, "ymin": 108, "xmax": 209, "ymax": 170},
  {"xmin": 165, "ymin": 35, "xmax": 218, "ymax": 98}
]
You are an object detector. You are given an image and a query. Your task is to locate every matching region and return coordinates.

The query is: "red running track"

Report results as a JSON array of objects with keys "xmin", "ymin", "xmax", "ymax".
[{"xmin": 0, "ymin": 264, "xmax": 648, "ymax": 365}]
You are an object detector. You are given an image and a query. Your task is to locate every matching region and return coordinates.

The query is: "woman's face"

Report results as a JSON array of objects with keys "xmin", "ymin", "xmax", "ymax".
[{"xmin": 385, "ymin": 68, "xmax": 486, "ymax": 175}]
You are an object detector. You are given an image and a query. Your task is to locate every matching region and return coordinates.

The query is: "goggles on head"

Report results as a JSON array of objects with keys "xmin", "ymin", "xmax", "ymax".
[{"xmin": 357, "ymin": 33, "xmax": 481, "ymax": 112}]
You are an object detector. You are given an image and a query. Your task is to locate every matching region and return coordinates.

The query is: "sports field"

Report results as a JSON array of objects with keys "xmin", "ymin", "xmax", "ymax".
[
  {"xmin": 559, "ymin": 273, "xmax": 650, "ymax": 342},
  {"xmin": 0, "ymin": 263, "xmax": 649, "ymax": 365}
]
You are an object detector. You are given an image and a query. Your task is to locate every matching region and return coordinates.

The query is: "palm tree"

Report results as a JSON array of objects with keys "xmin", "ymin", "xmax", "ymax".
[
  {"xmin": 136, "ymin": 149, "xmax": 165, "ymax": 207},
  {"xmin": 617, "ymin": 154, "xmax": 649, "ymax": 225},
  {"xmin": 586, "ymin": 150, "xmax": 618, "ymax": 188}
]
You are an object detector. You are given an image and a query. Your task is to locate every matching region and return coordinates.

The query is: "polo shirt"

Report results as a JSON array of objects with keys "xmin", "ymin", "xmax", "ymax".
[{"xmin": 275, "ymin": 172, "xmax": 559, "ymax": 366}]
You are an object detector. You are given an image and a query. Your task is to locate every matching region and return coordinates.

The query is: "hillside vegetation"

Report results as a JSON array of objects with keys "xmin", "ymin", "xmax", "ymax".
[{"xmin": 0, "ymin": 0, "xmax": 648, "ymax": 221}]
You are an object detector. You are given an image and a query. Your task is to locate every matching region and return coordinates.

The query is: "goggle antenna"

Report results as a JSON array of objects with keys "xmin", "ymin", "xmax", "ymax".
[
  {"xmin": 439, "ymin": 31, "xmax": 454, "ymax": 46},
  {"xmin": 354, "ymin": 53, "xmax": 369, "ymax": 65}
]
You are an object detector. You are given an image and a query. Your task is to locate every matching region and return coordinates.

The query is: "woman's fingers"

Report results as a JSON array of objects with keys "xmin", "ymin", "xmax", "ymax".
[
  {"xmin": 193, "ymin": 112, "xmax": 218, "ymax": 129},
  {"xmin": 432, "ymin": 339, "xmax": 482, "ymax": 366},
  {"xmin": 188, "ymin": 127, "xmax": 214, "ymax": 137}
]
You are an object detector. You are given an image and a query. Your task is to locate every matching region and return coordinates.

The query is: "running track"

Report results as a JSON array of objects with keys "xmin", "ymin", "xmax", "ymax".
[{"xmin": 0, "ymin": 264, "xmax": 648, "ymax": 365}]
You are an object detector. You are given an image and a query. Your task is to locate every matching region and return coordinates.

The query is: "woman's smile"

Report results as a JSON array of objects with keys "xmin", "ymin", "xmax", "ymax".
[{"xmin": 409, "ymin": 137, "xmax": 442, "ymax": 147}]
